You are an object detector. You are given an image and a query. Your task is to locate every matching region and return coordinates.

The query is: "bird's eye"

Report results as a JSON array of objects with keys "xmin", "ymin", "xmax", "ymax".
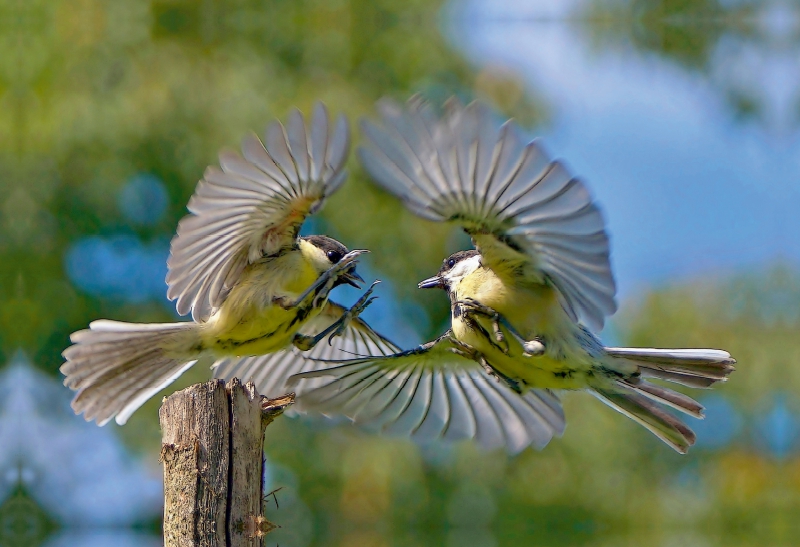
[
  {"xmin": 447, "ymin": 258, "xmax": 456, "ymax": 269},
  {"xmin": 327, "ymin": 250, "xmax": 342, "ymax": 263}
]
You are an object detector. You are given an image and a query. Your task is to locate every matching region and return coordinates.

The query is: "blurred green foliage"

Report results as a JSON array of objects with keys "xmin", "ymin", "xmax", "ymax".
[
  {"xmin": 1, "ymin": 0, "xmax": 797, "ymax": 545},
  {"xmin": 583, "ymin": 0, "xmax": 797, "ymax": 128},
  {"xmin": 0, "ymin": 488, "xmax": 57, "ymax": 547}
]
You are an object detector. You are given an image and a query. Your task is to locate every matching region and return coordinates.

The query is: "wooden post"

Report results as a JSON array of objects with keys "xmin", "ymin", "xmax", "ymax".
[{"xmin": 159, "ymin": 379, "xmax": 293, "ymax": 547}]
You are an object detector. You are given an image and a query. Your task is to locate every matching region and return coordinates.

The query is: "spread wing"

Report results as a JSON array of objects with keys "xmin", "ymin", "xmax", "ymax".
[
  {"xmin": 287, "ymin": 334, "xmax": 565, "ymax": 454},
  {"xmin": 212, "ymin": 301, "xmax": 399, "ymax": 399},
  {"xmin": 167, "ymin": 103, "xmax": 350, "ymax": 321},
  {"xmin": 358, "ymin": 97, "xmax": 616, "ymax": 330}
]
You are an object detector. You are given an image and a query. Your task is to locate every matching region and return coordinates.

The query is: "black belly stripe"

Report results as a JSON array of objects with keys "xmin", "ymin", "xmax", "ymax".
[
  {"xmin": 289, "ymin": 305, "xmax": 314, "ymax": 328},
  {"xmin": 217, "ymin": 325, "xmax": 284, "ymax": 351}
]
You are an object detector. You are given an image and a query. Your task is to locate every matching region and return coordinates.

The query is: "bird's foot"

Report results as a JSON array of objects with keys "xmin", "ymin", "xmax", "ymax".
[
  {"xmin": 477, "ymin": 356, "xmax": 524, "ymax": 394},
  {"xmin": 447, "ymin": 336, "xmax": 524, "ymax": 393},
  {"xmin": 447, "ymin": 336, "xmax": 481, "ymax": 361},
  {"xmin": 456, "ymin": 298, "xmax": 508, "ymax": 354},
  {"xmin": 292, "ymin": 333, "xmax": 317, "ymax": 352},
  {"xmin": 292, "ymin": 280, "xmax": 380, "ymax": 352},
  {"xmin": 280, "ymin": 250, "xmax": 368, "ymax": 311},
  {"xmin": 456, "ymin": 298, "xmax": 545, "ymax": 357},
  {"xmin": 325, "ymin": 281, "xmax": 380, "ymax": 345},
  {"xmin": 310, "ymin": 249, "xmax": 368, "ymax": 308}
]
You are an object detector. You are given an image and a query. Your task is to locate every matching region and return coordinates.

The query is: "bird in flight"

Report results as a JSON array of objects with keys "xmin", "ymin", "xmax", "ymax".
[
  {"xmin": 290, "ymin": 96, "xmax": 735, "ymax": 454},
  {"xmin": 61, "ymin": 103, "xmax": 397, "ymax": 426}
]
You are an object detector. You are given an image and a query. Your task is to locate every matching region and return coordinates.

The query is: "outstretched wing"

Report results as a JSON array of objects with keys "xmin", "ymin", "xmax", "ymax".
[
  {"xmin": 359, "ymin": 97, "xmax": 616, "ymax": 330},
  {"xmin": 168, "ymin": 103, "xmax": 350, "ymax": 321},
  {"xmin": 212, "ymin": 301, "xmax": 399, "ymax": 399},
  {"xmin": 288, "ymin": 334, "xmax": 565, "ymax": 454}
]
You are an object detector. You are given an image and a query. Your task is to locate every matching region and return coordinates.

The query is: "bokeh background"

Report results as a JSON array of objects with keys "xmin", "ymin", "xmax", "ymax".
[{"xmin": 2, "ymin": 0, "xmax": 799, "ymax": 545}]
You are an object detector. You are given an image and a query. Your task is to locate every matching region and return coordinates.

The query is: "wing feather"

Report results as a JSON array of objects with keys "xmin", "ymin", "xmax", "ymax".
[
  {"xmin": 441, "ymin": 373, "xmax": 477, "ymax": 441},
  {"xmin": 309, "ymin": 103, "xmax": 329, "ymax": 181},
  {"xmin": 287, "ymin": 109, "xmax": 311, "ymax": 184},
  {"xmin": 353, "ymin": 368, "xmax": 416, "ymax": 426},
  {"xmin": 265, "ymin": 119, "xmax": 300, "ymax": 186},
  {"xmin": 455, "ymin": 371, "xmax": 506, "ymax": 450},
  {"xmin": 412, "ymin": 371, "xmax": 450, "ymax": 441},
  {"xmin": 326, "ymin": 115, "xmax": 350, "ymax": 183},
  {"xmin": 167, "ymin": 104, "xmax": 350, "ymax": 321},
  {"xmin": 383, "ymin": 369, "xmax": 430, "ymax": 436},
  {"xmin": 359, "ymin": 97, "xmax": 616, "ymax": 330},
  {"xmin": 288, "ymin": 334, "xmax": 565, "ymax": 454},
  {"xmin": 473, "ymin": 374, "xmax": 530, "ymax": 452},
  {"xmin": 240, "ymin": 133, "xmax": 294, "ymax": 190}
]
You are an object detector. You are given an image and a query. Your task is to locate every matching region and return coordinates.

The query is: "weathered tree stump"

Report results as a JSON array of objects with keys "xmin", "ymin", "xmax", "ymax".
[{"xmin": 159, "ymin": 379, "xmax": 293, "ymax": 547}]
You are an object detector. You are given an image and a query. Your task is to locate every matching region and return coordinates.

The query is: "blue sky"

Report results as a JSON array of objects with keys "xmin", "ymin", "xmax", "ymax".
[{"xmin": 446, "ymin": 0, "xmax": 800, "ymax": 299}]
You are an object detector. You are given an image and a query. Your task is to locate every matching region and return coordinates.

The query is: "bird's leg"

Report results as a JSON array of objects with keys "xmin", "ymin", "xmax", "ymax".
[
  {"xmin": 480, "ymin": 355, "xmax": 525, "ymax": 394},
  {"xmin": 447, "ymin": 336, "xmax": 524, "ymax": 394},
  {"xmin": 448, "ymin": 336, "xmax": 481, "ymax": 360},
  {"xmin": 455, "ymin": 298, "xmax": 508, "ymax": 353},
  {"xmin": 456, "ymin": 298, "xmax": 545, "ymax": 357},
  {"xmin": 276, "ymin": 250, "xmax": 367, "ymax": 312},
  {"xmin": 292, "ymin": 281, "xmax": 380, "ymax": 352}
]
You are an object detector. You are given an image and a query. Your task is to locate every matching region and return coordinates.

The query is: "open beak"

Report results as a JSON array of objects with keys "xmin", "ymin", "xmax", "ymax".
[
  {"xmin": 418, "ymin": 275, "xmax": 444, "ymax": 289},
  {"xmin": 342, "ymin": 270, "xmax": 364, "ymax": 289}
]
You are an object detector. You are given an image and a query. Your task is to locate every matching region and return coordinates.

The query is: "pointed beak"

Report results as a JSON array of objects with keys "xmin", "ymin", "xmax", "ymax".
[
  {"xmin": 418, "ymin": 275, "xmax": 444, "ymax": 289},
  {"xmin": 342, "ymin": 270, "xmax": 364, "ymax": 289}
]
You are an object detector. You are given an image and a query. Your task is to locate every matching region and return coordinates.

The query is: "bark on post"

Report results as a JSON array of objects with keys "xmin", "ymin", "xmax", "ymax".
[{"xmin": 159, "ymin": 379, "xmax": 293, "ymax": 547}]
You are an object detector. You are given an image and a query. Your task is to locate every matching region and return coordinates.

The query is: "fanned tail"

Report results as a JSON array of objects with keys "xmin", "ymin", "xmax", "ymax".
[
  {"xmin": 61, "ymin": 320, "xmax": 200, "ymax": 425},
  {"xmin": 592, "ymin": 347, "xmax": 735, "ymax": 453}
]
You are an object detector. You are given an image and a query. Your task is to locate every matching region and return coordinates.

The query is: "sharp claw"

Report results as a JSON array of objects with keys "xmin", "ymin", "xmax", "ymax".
[
  {"xmin": 357, "ymin": 296, "xmax": 378, "ymax": 313},
  {"xmin": 324, "ymin": 281, "xmax": 380, "ymax": 346},
  {"xmin": 327, "ymin": 322, "xmax": 348, "ymax": 346}
]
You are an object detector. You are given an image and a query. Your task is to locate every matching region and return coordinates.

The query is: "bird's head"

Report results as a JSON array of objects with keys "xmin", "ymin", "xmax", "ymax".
[
  {"xmin": 418, "ymin": 250, "xmax": 481, "ymax": 292},
  {"xmin": 299, "ymin": 235, "xmax": 364, "ymax": 288}
]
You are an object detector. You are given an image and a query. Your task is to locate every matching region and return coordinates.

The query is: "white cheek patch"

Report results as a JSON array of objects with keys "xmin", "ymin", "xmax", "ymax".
[
  {"xmin": 298, "ymin": 240, "xmax": 332, "ymax": 273},
  {"xmin": 444, "ymin": 255, "xmax": 481, "ymax": 285}
]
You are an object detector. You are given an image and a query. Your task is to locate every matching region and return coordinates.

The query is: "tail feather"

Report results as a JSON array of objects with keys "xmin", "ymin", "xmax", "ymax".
[
  {"xmin": 620, "ymin": 378, "xmax": 704, "ymax": 418},
  {"xmin": 61, "ymin": 321, "xmax": 199, "ymax": 426},
  {"xmin": 593, "ymin": 346, "xmax": 735, "ymax": 452},
  {"xmin": 592, "ymin": 387, "xmax": 697, "ymax": 454},
  {"xmin": 606, "ymin": 347, "xmax": 733, "ymax": 363},
  {"xmin": 606, "ymin": 347, "xmax": 735, "ymax": 387},
  {"xmin": 636, "ymin": 369, "xmax": 718, "ymax": 389}
]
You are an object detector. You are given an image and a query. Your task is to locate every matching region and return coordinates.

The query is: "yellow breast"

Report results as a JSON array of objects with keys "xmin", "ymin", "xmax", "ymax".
[
  {"xmin": 451, "ymin": 267, "xmax": 593, "ymax": 389},
  {"xmin": 453, "ymin": 267, "xmax": 567, "ymax": 340},
  {"xmin": 201, "ymin": 251, "xmax": 323, "ymax": 356}
]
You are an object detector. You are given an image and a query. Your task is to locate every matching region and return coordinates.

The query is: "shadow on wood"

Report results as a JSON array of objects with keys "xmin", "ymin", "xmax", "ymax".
[{"xmin": 159, "ymin": 379, "xmax": 293, "ymax": 547}]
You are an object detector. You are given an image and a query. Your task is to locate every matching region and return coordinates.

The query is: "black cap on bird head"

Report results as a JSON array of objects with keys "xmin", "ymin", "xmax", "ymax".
[
  {"xmin": 302, "ymin": 235, "xmax": 364, "ymax": 288},
  {"xmin": 418, "ymin": 250, "xmax": 480, "ymax": 290}
]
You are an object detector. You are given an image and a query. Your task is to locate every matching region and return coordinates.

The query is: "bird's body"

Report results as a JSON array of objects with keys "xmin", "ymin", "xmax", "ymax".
[
  {"xmin": 61, "ymin": 104, "xmax": 397, "ymax": 426},
  {"xmin": 448, "ymin": 255, "xmax": 629, "ymax": 391},
  {"xmin": 199, "ymin": 240, "xmax": 331, "ymax": 356},
  {"xmin": 126, "ymin": 241, "xmax": 354, "ymax": 363},
  {"xmin": 291, "ymin": 97, "xmax": 735, "ymax": 454}
]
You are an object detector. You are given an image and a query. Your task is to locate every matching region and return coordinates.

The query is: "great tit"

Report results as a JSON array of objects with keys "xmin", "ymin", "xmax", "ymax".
[
  {"xmin": 290, "ymin": 97, "xmax": 735, "ymax": 454},
  {"xmin": 61, "ymin": 103, "xmax": 397, "ymax": 426}
]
